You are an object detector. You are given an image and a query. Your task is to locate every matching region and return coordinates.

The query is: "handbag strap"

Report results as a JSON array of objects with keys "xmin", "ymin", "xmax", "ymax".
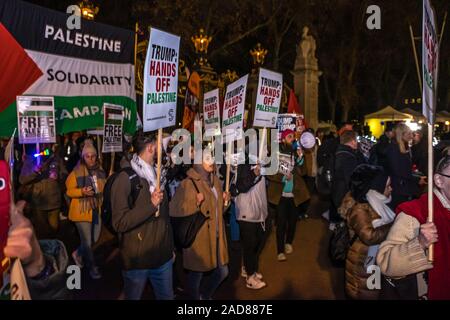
[{"xmin": 190, "ymin": 178, "xmax": 200, "ymax": 193}]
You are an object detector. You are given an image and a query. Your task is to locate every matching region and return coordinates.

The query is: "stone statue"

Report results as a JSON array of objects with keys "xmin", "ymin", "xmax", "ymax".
[{"xmin": 299, "ymin": 26, "xmax": 317, "ymax": 63}]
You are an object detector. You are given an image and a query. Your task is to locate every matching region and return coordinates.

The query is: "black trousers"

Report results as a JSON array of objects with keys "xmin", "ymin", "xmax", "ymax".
[
  {"xmin": 238, "ymin": 221, "xmax": 265, "ymax": 276},
  {"xmin": 276, "ymin": 197, "xmax": 297, "ymax": 254}
]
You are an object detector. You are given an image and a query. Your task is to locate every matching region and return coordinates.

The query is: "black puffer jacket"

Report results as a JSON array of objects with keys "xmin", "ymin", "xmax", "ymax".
[{"xmin": 332, "ymin": 144, "xmax": 360, "ymax": 208}]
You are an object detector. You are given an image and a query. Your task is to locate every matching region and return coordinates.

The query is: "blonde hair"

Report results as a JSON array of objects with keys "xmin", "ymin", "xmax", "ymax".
[{"xmin": 394, "ymin": 123, "xmax": 411, "ymax": 154}]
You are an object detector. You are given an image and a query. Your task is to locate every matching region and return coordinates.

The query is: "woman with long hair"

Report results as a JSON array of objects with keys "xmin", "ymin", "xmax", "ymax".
[
  {"xmin": 66, "ymin": 140, "xmax": 106, "ymax": 279},
  {"xmin": 385, "ymin": 123, "xmax": 426, "ymax": 210}
]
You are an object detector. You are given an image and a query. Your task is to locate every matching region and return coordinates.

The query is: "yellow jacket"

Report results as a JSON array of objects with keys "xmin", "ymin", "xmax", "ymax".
[{"xmin": 66, "ymin": 163, "xmax": 106, "ymax": 223}]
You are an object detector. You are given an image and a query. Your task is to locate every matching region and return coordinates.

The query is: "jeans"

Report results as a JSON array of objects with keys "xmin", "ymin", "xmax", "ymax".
[
  {"xmin": 75, "ymin": 221, "xmax": 101, "ymax": 269},
  {"xmin": 276, "ymin": 197, "xmax": 297, "ymax": 254},
  {"xmin": 122, "ymin": 258, "xmax": 174, "ymax": 300},
  {"xmin": 186, "ymin": 264, "xmax": 229, "ymax": 300},
  {"xmin": 186, "ymin": 237, "xmax": 229, "ymax": 300},
  {"xmin": 239, "ymin": 221, "xmax": 265, "ymax": 275},
  {"xmin": 230, "ymin": 202, "xmax": 240, "ymax": 241}
]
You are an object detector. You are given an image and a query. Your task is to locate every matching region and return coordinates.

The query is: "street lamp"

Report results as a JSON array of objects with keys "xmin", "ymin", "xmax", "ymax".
[
  {"xmin": 79, "ymin": 0, "xmax": 99, "ymax": 20},
  {"xmin": 250, "ymin": 43, "xmax": 268, "ymax": 67},
  {"xmin": 191, "ymin": 28, "xmax": 212, "ymax": 66}
]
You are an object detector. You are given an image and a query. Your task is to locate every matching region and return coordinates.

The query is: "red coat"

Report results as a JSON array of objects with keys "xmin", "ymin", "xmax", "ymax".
[{"xmin": 397, "ymin": 192, "xmax": 450, "ymax": 300}]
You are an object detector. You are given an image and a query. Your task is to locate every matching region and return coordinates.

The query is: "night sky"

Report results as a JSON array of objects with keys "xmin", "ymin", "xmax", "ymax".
[{"xmin": 24, "ymin": 0, "xmax": 450, "ymax": 124}]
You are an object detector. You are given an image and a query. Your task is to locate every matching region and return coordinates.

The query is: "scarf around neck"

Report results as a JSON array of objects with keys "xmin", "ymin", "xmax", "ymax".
[
  {"xmin": 366, "ymin": 189, "xmax": 396, "ymax": 228},
  {"xmin": 131, "ymin": 153, "xmax": 158, "ymax": 193},
  {"xmin": 193, "ymin": 164, "xmax": 213, "ymax": 188}
]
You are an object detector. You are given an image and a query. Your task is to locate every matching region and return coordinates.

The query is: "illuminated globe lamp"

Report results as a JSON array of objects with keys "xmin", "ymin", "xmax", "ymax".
[
  {"xmin": 79, "ymin": 0, "xmax": 99, "ymax": 20},
  {"xmin": 249, "ymin": 43, "xmax": 268, "ymax": 73},
  {"xmin": 191, "ymin": 28, "xmax": 212, "ymax": 66}
]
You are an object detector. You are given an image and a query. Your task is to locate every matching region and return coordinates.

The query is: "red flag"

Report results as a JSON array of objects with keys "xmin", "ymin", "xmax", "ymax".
[
  {"xmin": 287, "ymin": 89, "xmax": 308, "ymax": 129},
  {"xmin": 0, "ymin": 23, "xmax": 43, "ymax": 113}
]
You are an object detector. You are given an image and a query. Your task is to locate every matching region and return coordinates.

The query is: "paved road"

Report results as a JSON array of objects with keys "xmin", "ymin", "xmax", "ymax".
[{"xmin": 55, "ymin": 194, "xmax": 345, "ymax": 300}]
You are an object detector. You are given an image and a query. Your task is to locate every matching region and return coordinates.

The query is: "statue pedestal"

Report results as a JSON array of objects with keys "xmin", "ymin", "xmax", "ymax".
[{"xmin": 291, "ymin": 27, "xmax": 321, "ymax": 131}]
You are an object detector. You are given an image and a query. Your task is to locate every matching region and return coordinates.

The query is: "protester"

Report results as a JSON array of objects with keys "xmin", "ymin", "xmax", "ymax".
[
  {"xmin": 369, "ymin": 123, "xmax": 394, "ymax": 169},
  {"xmin": 4, "ymin": 201, "xmax": 70, "ymax": 300},
  {"xmin": 170, "ymin": 146, "xmax": 231, "ymax": 300},
  {"xmin": 411, "ymin": 128, "xmax": 428, "ymax": 175},
  {"xmin": 385, "ymin": 123, "xmax": 426, "ymax": 210},
  {"xmin": 66, "ymin": 139, "xmax": 106, "ymax": 279},
  {"xmin": 330, "ymin": 130, "xmax": 363, "ymax": 226},
  {"xmin": 377, "ymin": 155, "xmax": 450, "ymax": 300},
  {"xmin": 231, "ymin": 159, "xmax": 268, "ymax": 290},
  {"xmin": 19, "ymin": 144, "xmax": 68, "ymax": 238},
  {"xmin": 268, "ymin": 129, "xmax": 310, "ymax": 262},
  {"xmin": 338, "ymin": 165, "xmax": 394, "ymax": 300},
  {"xmin": 111, "ymin": 133, "xmax": 174, "ymax": 300}
]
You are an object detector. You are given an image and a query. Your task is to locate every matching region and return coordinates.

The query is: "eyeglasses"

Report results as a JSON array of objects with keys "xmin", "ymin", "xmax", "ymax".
[{"xmin": 438, "ymin": 172, "xmax": 450, "ymax": 179}]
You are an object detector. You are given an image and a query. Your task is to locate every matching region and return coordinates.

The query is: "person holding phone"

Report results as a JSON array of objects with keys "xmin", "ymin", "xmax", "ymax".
[{"xmin": 65, "ymin": 140, "xmax": 106, "ymax": 280}]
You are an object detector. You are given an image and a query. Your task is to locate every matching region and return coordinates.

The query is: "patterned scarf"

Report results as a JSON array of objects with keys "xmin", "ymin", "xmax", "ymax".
[{"xmin": 73, "ymin": 162, "xmax": 106, "ymax": 214}]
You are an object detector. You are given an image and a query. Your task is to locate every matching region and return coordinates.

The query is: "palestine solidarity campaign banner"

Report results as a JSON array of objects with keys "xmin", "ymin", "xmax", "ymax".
[
  {"xmin": 143, "ymin": 28, "xmax": 180, "ymax": 132},
  {"xmin": 0, "ymin": 0, "xmax": 136, "ymax": 137},
  {"xmin": 253, "ymin": 68, "xmax": 283, "ymax": 128}
]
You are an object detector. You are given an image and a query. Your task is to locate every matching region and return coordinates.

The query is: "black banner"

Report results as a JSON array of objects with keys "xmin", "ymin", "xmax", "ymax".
[{"xmin": 0, "ymin": 0, "xmax": 134, "ymax": 64}]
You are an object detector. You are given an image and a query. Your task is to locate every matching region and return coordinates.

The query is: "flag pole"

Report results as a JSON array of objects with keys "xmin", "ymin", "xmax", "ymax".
[
  {"xmin": 225, "ymin": 141, "xmax": 231, "ymax": 206},
  {"xmin": 155, "ymin": 127, "xmax": 163, "ymax": 217},
  {"xmin": 427, "ymin": 123, "xmax": 434, "ymax": 262},
  {"xmin": 409, "ymin": 24, "xmax": 423, "ymax": 92}
]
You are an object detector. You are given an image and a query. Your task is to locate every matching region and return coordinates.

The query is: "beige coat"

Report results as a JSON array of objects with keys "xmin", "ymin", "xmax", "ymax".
[{"xmin": 169, "ymin": 168, "xmax": 229, "ymax": 272}]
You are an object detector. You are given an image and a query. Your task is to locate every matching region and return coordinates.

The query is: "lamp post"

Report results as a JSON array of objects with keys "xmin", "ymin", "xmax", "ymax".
[
  {"xmin": 78, "ymin": 0, "xmax": 99, "ymax": 20},
  {"xmin": 249, "ymin": 43, "xmax": 268, "ymax": 73},
  {"xmin": 191, "ymin": 28, "xmax": 212, "ymax": 66}
]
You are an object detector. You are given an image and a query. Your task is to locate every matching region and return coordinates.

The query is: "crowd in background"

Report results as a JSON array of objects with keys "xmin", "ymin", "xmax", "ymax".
[{"xmin": 2, "ymin": 121, "xmax": 450, "ymax": 300}]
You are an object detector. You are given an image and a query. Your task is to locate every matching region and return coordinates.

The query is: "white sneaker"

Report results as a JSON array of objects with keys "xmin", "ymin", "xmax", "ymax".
[
  {"xmin": 241, "ymin": 266, "xmax": 263, "ymax": 280},
  {"xmin": 277, "ymin": 253, "xmax": 287, "ymax": 262},
  {"xmin": 89, "ymin": 266, "xmax": 102, "ymax": 280},
  {"xmin": 72, "ymin": 250, "xmax": 84, "ymax": 268},
  {"xmin": 285, "ymin": 244, "xmax": 294, "ymax": 254},
  {"xmin": 246, "ymin": 274, "xmax": 267, "ymax": 290},
  {"xmin": 59, "ymin": 212, "xmax": 68, "ymax": 221}
]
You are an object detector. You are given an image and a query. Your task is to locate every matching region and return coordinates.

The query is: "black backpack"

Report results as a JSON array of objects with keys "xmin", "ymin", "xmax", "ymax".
[
  {"xmin": 102, "ymin": 167, "xmax": 141, "ymax": 235},
  {"xmin": 328, "ymin": 221, "xmax": 358, "ymax": 267}
]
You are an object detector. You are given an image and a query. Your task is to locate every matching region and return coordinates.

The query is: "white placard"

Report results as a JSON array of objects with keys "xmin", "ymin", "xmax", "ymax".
[
  {"xmin": 422, "ymin": 0, "xmax": 439, "ymax": 124},
  {"xmin": 102, "ymin": 103, "xmax": 124, "ymax": 153},
  {"xmin": 253, "ymin": 68, "xmax": 283, "ymax": 128},
  {"xmin": 143, "ymin": 28, "xmax": 180, "ymax": 132},
  {"xmin": 203, "ymin": 89, "xmax": 221, "ymax": 138},
  {"xmin": 222, "ymin": 75, "xmax": 248, "ymax": 143},
  {"xmin": 16, "ymin": 96, "xmax": 56, "ymax": 144}
]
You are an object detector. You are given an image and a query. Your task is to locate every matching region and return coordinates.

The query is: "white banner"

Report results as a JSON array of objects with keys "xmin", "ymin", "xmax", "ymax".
[
  {"xmin": 222, "ymin": 75, "xmax": 248, "ymax": 143},
  {"xmin": 24, "ymin": 50, "xmax": 135, "ymax": 98},
  {"xmin": 16, "ymin": 96, "xmax": 56, "ymax": 144},
  {"xmin": 253, "ymin": 68, "xmax": 283, "ymax": 128},
  {"xmin": 203, "ymin": 89, "xmax": 221, "ymax": 138},
  {"xmin": 102, "ymin": 103, "xmax": 124, "ymax": 153},
  {"xmin": 422, "ymin": 0, "xmax": 439, "ymax": 124},
  {"xmin": 143, "ymin": 28, "xmax": 180, "ymax": 132}
]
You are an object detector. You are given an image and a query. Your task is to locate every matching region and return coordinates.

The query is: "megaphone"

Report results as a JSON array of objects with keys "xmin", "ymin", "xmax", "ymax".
[
  {"xmin": 298, "ymin": 132, "xmax": 316, "ymax": 149},
  {"xmin": 34, "ymin": 149, "xmax": 51, "ymax": 158}
]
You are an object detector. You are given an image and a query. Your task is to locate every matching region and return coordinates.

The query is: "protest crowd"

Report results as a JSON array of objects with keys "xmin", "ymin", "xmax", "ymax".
[
  {"xmin": 2, "ymin": 122, "xmax": 450, "ymax": 300},
  {"xmin": 1, "ymin": 0, "xmax": 449, "ymax": 302}
]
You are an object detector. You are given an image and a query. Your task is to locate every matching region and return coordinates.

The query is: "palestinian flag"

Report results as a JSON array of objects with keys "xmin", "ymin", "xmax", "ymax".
[{"xmin": 0, "ymin": 0, "xmax": 136, "ymax": 137}]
